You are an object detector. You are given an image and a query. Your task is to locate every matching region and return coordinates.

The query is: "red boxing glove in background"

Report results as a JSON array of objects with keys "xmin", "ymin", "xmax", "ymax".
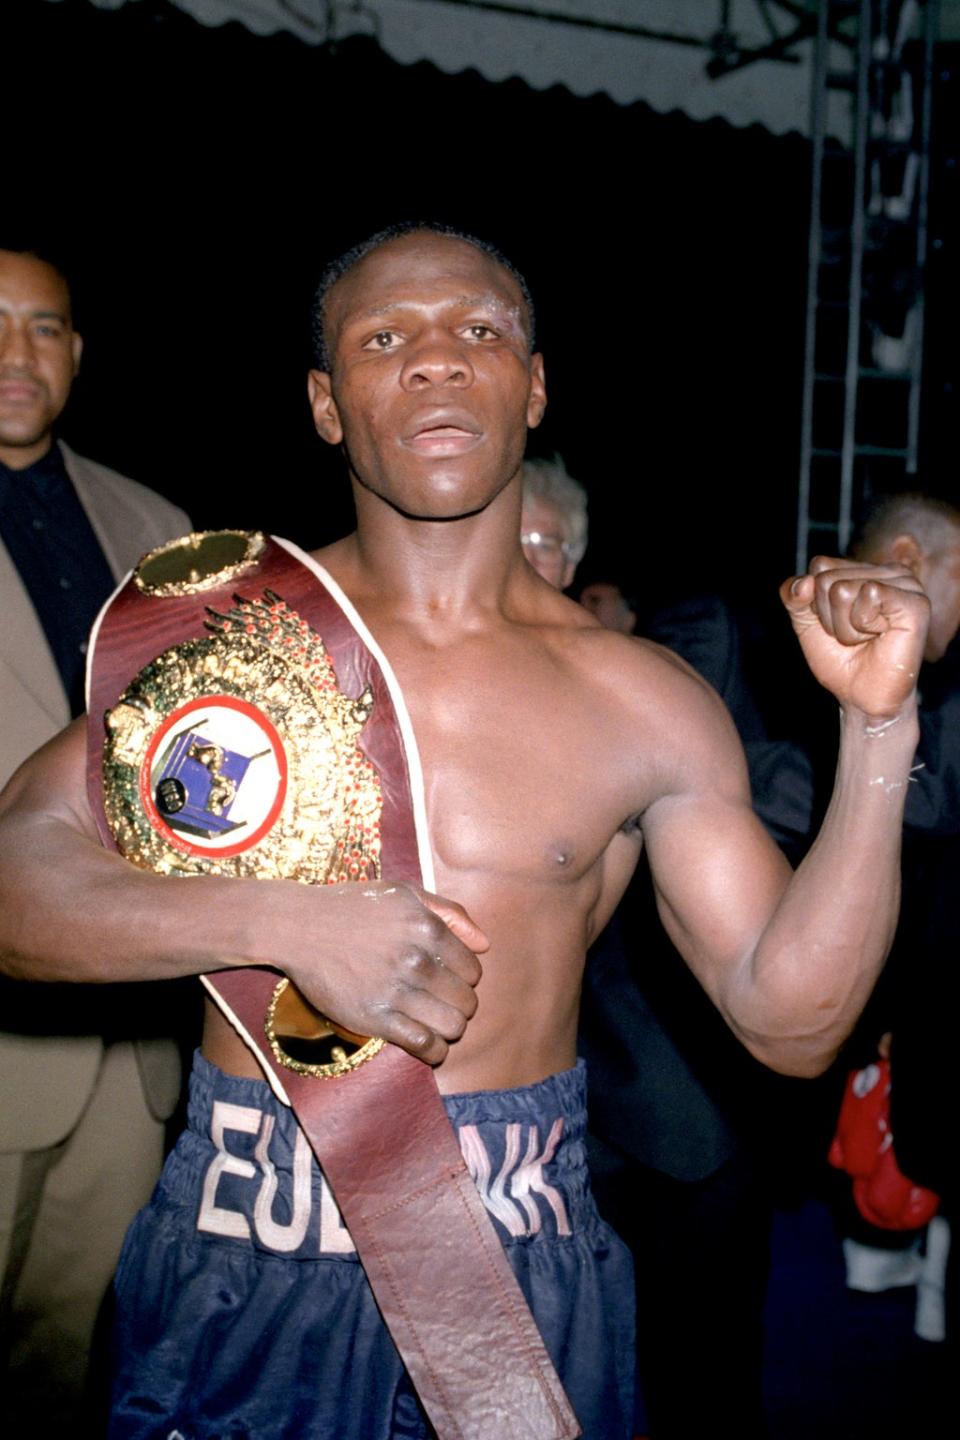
[{"xmin": 829, "ymin": 1058, "xmax": 940, "ymax": 1231}]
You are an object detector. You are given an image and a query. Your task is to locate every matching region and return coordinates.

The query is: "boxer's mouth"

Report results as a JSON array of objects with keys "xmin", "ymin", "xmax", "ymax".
[{"xmin": 403, "ymin": 414, "xmax": 483, "ymax": 455}]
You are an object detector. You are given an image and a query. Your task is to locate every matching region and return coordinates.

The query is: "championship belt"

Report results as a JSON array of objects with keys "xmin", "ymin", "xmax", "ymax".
[{"xmin": 86, "ymin": 531, "xmax": 580, "ymax": 1440}]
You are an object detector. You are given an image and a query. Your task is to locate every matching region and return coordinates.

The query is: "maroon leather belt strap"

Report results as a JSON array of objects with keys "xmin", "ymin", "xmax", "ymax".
[{"xmin": 85, "ymin": 532, "xmax": 580, "ymax": 1440}]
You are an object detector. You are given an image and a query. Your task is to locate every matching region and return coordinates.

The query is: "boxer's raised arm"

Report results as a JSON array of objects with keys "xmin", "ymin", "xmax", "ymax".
[
  {"xmin": 0, "ymin": 721, "xmax": 486, "ymax": 1066},
  {"xmin": 639, "ymin": 559, "xmax": 927, "ymax": 1078}
]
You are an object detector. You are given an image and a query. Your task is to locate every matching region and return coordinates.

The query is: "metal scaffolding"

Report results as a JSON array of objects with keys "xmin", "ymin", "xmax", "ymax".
[{"xmin": 796, "ymin": 0, "xmax": 939, "ymax": 571}]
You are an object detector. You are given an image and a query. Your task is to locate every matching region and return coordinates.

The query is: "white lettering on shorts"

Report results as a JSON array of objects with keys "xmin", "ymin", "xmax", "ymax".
[
  {"xmin": 197, "ymin": 1099, "xmax": 358, "ymax": 1255},
  {"xmin": 252, "ymin": 1114, "xmax": 312, "ymax": 1252},
  {"xmin": 197, "ymin": 1102, "xmax": 260, "ymax": 1240},
  {"xmin": 196, "ymin": 1099, "xmax": 571, "ymax": 1253},
  {"xmin": 459, "ymin": 1119, "xmax": 571, "ymax": 1238},
  {"xmin": 511, "ymin": 1118, "xmax": 571, "ymax": 1236}
]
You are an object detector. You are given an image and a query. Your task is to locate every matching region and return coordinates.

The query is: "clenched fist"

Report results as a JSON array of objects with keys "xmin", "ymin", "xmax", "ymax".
[{"xmin": 781, "ymin": 557, "xmax": 930, "ymax": 720}]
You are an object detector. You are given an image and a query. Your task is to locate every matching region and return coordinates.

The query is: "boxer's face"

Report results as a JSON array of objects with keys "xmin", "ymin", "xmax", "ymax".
[
  {"xmin": 0, "ymin": 251, "xmax": 82, "ymax": 469},
  {"xmin": 309, "ymin": 233, "xmax": 545, "ymax": 520}
]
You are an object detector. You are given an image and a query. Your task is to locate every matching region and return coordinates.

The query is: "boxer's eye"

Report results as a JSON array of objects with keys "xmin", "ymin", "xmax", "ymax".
[{"xmin": 363, "ymin": 330, "xmax": 401, "ymax": 351}]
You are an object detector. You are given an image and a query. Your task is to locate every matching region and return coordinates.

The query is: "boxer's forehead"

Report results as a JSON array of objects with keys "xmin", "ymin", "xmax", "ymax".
[{"xmin": 324, "ymin": 232, "xmax": 531, "ymax": 356}]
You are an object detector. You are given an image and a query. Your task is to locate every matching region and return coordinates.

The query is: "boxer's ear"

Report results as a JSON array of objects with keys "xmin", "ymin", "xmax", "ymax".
[
  {"xmin": 308, "ymin": 371, "xmax": 343, "ymax": 445},
  {"xmin": 526, "ymin": 354, "xmax": 547, "ymax": 430},
  {"xmin": 888, "ymin": 533, "xmax": 922, "ymax": 578}
]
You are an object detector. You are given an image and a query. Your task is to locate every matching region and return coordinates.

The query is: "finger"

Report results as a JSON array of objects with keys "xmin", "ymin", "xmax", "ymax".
[
  {"xmin": 812, "ymin": 571, "xmax": 845, "ymax": 638},
  {"xmin": 394, "ymin": 944, "xmax": 481, "ymax": 1017},
  {"xmin": 810, "ymin": 556, "xmax": 923, "ymax": 590},
  {"xmin": 821, "ymin": 576, "xmax": 913, "ymax": 645},
  {"xmin": 420, "ymin": 891, "xmax": 490, "ymax": 954},
  {"xmin": 781, "ymin": 571, "xmax": 845, "ymax": 620},
  {"xmin": 831, "ymin": 576, "xmax": 928, "ymax": 647},
  {"xmin": 820, "ymin": 576, "xmax": 881, "ymax": 645},
  {"xmin": 378, "ymin": 1011, "xmax": 450, "ymax": 1067},
  {"xmin": 808, "ymin": 554, "xmax": 847, "ymax": 576},
  {"xmin": 813, "ymin": 570, "xmax": 902, "ymax": 642},
  {"xmin": 400, "ymin": 908, "xmax": 483, "ymax": 990},
  {"xmin": 847, "ymin": 580, "xmax": 890, "ymax": 639},
  {"xmin": 782, "ymin": 559, "xmax": 923, "ymax": 620},
  {"xmin": 391, "ymin": 985, "xmax": 474, "ymax": 1045},
  {"xmin": 809, "ymin": 555, "xmax": 908, "ymax": 579},
  {"xmin": 780, "ymin": 573, "xmax": 816, "ymax": 617}
]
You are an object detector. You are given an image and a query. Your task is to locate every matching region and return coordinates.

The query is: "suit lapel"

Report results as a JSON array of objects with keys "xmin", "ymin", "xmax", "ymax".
[
  {"xmin": 0, "ymin": 536, "xmax": 67, "ymax": 743},
  {"xmin": 0, "ymin": 443, "xmax": 127, "ymax": 771},
  {"xmin": 61, "ymin": 443, "xmax": 126, "ymax": 582}
]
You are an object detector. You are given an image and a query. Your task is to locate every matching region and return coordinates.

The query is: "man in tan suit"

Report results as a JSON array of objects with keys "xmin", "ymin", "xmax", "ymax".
[{"xmin": 0, "ymin": 247, "xmax": 189, "ymax": 1427}]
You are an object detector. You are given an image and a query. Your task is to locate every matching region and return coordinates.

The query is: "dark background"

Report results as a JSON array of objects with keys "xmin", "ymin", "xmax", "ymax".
[{"xmin": 4, "ymin": 0, "xmax": 957, "ymax": 659}]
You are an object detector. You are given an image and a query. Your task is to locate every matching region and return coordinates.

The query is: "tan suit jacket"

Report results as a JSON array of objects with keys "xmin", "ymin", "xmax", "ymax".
[{"xmin": 0, "ymin": 443, "xmax": 190, "ymax": 1151}]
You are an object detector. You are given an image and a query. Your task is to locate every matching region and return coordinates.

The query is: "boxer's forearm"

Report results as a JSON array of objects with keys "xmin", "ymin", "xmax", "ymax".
[
  {"xmin": 728, "ymin": 701, "xmax": 919, "ymax": 1076},
  {"xmin": 0, "ymin": 795, "xmax": 481, "ymax": 1065},
  {"xmin": 0, "ymin": 807, "xmax": 274, "ymax": 985}
]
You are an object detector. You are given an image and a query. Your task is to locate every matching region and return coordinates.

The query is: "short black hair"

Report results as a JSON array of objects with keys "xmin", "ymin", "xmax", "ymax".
[
  {"xmin": 310, "ymin": 222, "xmax": 536, "ymax": 371},
  {"xmin": 849, "ymin": 491, "xmax": 960, "ymax": 559}
]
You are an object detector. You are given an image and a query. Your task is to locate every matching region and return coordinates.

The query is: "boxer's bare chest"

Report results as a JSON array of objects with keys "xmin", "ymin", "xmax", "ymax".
[{"xmin": 366, "ymin": 615, "xmax": 652, "ymax": 894}]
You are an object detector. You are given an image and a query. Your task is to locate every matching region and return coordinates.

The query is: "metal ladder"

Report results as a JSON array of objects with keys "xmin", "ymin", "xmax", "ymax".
[{"xmin": 796, "ymin": 0, "xmax": 939, "ymax": 572}]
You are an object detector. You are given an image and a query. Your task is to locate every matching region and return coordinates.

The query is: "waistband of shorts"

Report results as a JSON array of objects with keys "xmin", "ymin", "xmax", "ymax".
[
  {"xmin": 157, "ymin": 1050, "xmax": 599, "ymax": 1258},
  {"xmin": 186, "ymin": 1047, "xmax": 588, "ymax": 1132}
]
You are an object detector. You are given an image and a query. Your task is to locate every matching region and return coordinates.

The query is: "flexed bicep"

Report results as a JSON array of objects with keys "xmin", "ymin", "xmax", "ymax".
[{"xmin": 642, "ymin": 781, "xmax": 791, "ymax": 1032}]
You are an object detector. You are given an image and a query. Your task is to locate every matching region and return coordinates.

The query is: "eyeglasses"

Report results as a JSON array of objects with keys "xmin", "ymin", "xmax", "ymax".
[{"xmin": 521, "ymin": 531, "xmax": 573, "ymax": 560}]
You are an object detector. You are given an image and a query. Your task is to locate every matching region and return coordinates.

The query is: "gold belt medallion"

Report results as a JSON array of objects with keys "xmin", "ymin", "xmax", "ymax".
[{"xmin": 102, "ymin": 534, "xmax": 385, "ymax": 1076}]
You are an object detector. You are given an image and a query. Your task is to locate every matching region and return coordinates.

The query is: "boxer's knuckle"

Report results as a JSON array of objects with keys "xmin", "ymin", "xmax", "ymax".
[
  {"xmin": 383, "ymin": 1008, "xmax": 431, "ymax": 1055},
  {"xmin": 387, "ymin": 880, "xmax": 415, "ymax": 908},
  {"xmin": 403, "ymin": 1017, "xmax": 436, "ymax": 1056},
  {"xmin": 417, "ymin": 911, "xmax": 447, "ymax": 945},
  {"xmin": 400, "ymin": 946, "xmax": 433, "ymax": 980},
  {"xmin": 444, "ymin": 1008, "xmax": 468, "ymax": 1040},
  {"xmin": 410, "ymin": 1028, "xmax": 435, "ymax": 1056}
]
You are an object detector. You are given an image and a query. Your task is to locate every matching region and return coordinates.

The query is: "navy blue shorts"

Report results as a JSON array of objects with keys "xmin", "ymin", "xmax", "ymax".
[{"xmin": 109, "ymin": 1052, "xmax": 635, "ymax": 1440}]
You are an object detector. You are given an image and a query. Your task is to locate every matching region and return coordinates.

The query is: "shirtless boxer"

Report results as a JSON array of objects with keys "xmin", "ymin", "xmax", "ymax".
[{"xmin": 0, "ymin": 225, "xmax": 930, "ymax": 1438}]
